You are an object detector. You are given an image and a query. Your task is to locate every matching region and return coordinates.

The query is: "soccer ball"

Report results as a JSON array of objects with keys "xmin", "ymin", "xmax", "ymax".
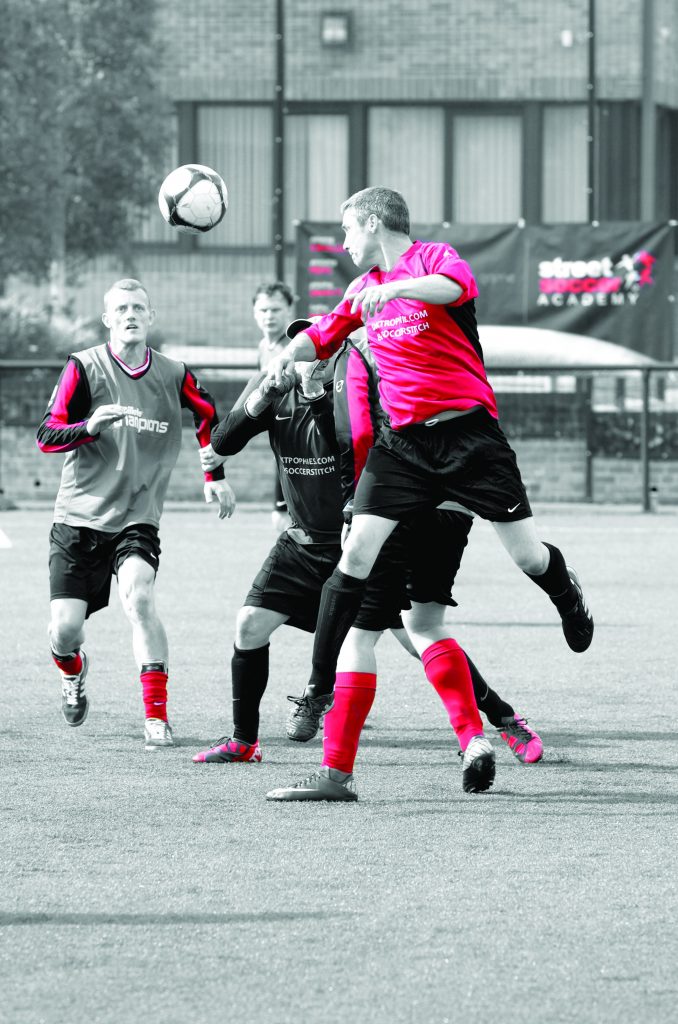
[{"xmin": 158, "ymin": 164, "xmax": 228, "ymax": 234}]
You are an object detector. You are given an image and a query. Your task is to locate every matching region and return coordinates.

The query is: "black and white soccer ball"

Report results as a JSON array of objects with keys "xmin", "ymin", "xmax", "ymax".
[{"xmin": 158, "ymin": 164, "xmax": 228, "ymax": 234}]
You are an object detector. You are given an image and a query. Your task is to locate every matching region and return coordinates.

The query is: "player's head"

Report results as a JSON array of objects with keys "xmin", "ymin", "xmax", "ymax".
[
  {"xmin": 102, "ymin": 279, "xmax": 155, "ymax": 345},
  {"xmin": 252, "ymin": 281, "xmax": 295, "ymax": 342},
  {"xmin": 341, "ymin": 187, "xmax": 410, "ymax": 233},
  {"xmin": 340, "ymin": 188, "xmax": 410, "ymax": 267}
]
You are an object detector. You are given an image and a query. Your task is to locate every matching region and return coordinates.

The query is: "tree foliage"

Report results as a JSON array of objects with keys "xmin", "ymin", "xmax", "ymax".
[{"xmin": 0, "ymin": 0, "xmax": 171, "ymax": 293}]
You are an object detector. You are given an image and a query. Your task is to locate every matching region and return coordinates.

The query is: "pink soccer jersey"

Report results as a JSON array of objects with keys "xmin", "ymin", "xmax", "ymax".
[{"xmin": 304, "ymin": 240, "xmax": 497, "ymax": 429}]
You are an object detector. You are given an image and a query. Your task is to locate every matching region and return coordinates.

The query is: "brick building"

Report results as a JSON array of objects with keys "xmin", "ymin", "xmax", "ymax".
[{"xmin": 28, "ymin": 0, "xmax": 677, "ymax": 354}]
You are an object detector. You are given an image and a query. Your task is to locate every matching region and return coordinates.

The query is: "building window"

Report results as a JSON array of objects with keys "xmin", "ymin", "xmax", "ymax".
[
  {"xmin": 368, "ymin": 107, "xmax": 445, "ymax": 223},
  {"xmin": 285, "ymin": 114, "xmax": 349, "ymax": 242},
  {"xmin": 542, "ymin": 105, "xmax": 588, "ymax": 223},
  {"xmin": 452, "ymin": 114, "xmax": 522, "ymax": 223},
  {"xmin": 135, "ymin": 114, "xmax": 179, "ymax": 243},
  {"xmin": 196, "ymin": 105, "xmax": 273, "ymax": 246}
]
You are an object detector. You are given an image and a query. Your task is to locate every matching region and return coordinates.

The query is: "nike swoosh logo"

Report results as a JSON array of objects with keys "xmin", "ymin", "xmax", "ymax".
[
  {"xmin": 275, "ymin": 414, "xmax": 292, "ymax": 421},
  {"xmin": 507, "ymin": 503, "xmax": 520, "ymax": 513}
]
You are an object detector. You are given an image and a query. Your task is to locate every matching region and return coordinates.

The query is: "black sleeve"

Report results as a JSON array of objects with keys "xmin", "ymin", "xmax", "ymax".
[
  {"xmin": 307, "ymin": 389, "xmax": 340, "ymax": 455},
  {"xmin": 210, "ymin": 370, "xmax": 274, "ymax": 456},
  {"xmin": 180, "ymin": 366, "xmax": 225, "ymax": 480},
  {"xmin": 36, "ymin": 356, "xmax": 95, "ymax": 453}
]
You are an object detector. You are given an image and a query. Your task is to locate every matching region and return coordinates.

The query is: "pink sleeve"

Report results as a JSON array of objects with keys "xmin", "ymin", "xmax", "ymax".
[
  {"xmin": 419, "ymin": 242, "xmax": 479, "ymax": 304},
  {"xmin": 304, "ymin": 297, "xmax": 365, "ymax": 360}
]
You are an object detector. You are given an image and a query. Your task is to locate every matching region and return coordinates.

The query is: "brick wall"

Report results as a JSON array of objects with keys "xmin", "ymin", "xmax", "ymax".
[
  {"xmin": 0, "ymin": 428, "xmax": 276, "ymax": 506},
  {"xmin": 3, "ymin": 427, "xmax": 675, "ymax": 507},
  {"xmin": 157, "ymin": 0, "xmax": 661, "ymax": 104}
]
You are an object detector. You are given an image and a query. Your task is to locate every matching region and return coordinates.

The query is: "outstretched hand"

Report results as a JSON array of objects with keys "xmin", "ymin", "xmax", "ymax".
[{"xmin": 265, "ymin": 351, "xmax": 297, "ymax": 390}]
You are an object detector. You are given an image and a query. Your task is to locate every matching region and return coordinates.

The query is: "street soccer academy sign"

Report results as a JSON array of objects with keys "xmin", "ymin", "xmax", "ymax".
[{"xmin": 295, "ymin": 221, "xmax": 675, "ymax": 361}]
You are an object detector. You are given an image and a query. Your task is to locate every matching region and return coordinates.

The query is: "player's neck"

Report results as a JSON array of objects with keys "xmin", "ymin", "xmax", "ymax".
[
  {"xmin": 378, "ymin": 234, "xmax": 413, "ymax": 272},
  {"xmin": 109, "ymin": 338, "xmax": 149, "ymax": 369},
  {"xmin": 262, "ymin": 330, "xmax": 284, "ymax": 346}
]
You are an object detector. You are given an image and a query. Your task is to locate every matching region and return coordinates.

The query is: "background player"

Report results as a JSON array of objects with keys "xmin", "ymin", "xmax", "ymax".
[
  {"xmin": 265, "ymin": 187, "xmax": 593, "ymax": 736},
  {"xmin": 252, "ymin": 281, "xmax": 296, "ymax": 533},
  {"xmin": 37, "ymin": 278, "xmax": 235, "ymax": 750}
]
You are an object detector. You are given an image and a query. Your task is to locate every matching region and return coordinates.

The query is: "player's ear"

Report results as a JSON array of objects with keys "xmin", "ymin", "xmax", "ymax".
[
  {"xmin": 101, "ymin": 312, "xmax": 110, "ymax": 329},
  {"xmin": 148, "ymin": 308, "xmax": 156, "ymax": 326}
]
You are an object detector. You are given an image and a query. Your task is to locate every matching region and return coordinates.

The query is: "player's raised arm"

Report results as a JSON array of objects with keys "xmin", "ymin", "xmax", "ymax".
[
  {"xmin": 265, "ymin": 300, "xmax": 362, "ymax": 389},
  {"xmin": 209, "ymin": 369, "xmax": 293, "ymax": 457},
  {"xmin": 264, "ymin": 339, "xmax": 310, "ymax": 388},
  {"xmin": 349, "ymin": 273, "xmax": 463, "ymax": 318}
]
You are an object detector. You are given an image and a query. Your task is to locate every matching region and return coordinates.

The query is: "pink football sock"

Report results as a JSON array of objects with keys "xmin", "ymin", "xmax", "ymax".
[
  {"xmin": 421, "ymin": 639, "xmax": 483, "ymax": 751},
  {"xmin": 140, "ymin": 667, "xmax": 168, "ymax": 722},
  {"xmin": 52, "ymin": 650, "xmax": 82, "ymax": 676},
  {"xmin": 322, "ymin": 672, "xmax": 377, "ymax": 774}
]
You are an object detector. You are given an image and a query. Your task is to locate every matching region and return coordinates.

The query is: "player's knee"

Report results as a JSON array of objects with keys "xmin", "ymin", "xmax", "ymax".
[
  {"xmin": 120, "ymin": 582, "xmax": 155, "ymax": 623},
  {"xmin": 49, "ymin": 609, "xmax": 82, "ymax": 648},
  {"xmin": 513, "ymin": 546, "xmax": 548, "ymax": 574},
  {"xmin": 49, "ymin": 618, "xmax": 79, "ymax": 650},
  {"xmin": 340, "ymin": 544, "xmax": 376, "ymax": 579},
  {"xmin": 235, "ymin": 606, "xmax": 269, "ymax": 648}
]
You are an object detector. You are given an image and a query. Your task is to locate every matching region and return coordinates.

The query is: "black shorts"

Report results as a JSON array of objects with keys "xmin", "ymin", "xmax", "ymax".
[
  {"xmin": 353, "ymin": 408, "xmax": 532, "ymax": 524},
  {"xmin": 49, "ymin": 522, "xmax": 161, "ymax": 618},
  {"xmin": 245, "ymin": 534, "xmax": 339, "ymax": 632},
  {"xmin": 244, "ymin": 531, "xmax": 407, "ymax": 634},
  {"xmin": 404, "ymin": 508, "xmax": 473, "ymax": 606}
]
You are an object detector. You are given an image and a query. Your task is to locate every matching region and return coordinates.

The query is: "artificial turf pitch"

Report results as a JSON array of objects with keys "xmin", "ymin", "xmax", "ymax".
[{"xmin": 1, "ymin": 504, "xmax": 676, "ymax": 1024}]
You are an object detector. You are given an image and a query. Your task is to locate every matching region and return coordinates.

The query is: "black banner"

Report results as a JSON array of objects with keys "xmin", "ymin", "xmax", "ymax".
[{"xmin": 296, "ymin": 221, "xmax": 675, "ymax": 360}]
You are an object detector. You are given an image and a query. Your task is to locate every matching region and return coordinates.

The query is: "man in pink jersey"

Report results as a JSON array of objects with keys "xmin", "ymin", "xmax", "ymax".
[
  {"xmin": 37, "ymin": 278, "xmax": 235, "ymax": 750},
  {"xmin": 265, "ymin": 187, "xmax": 593, "ymax": 747}
]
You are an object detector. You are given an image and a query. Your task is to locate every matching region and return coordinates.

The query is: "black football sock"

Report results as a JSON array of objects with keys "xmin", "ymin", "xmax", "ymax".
[
  {"xmin": 465, "ymin": 653, "xmax": 515, "ymax": 729},
  {"xmin": 306, "ymin": 569, "xmax": 366, "ymax": 698},
  {"xmin": 232, "ymin": 643, "xmax": 269, "ymax": 745},
  {"xmin": 524, "ymin": 542, "xmax": 577, "ymax": 613}
]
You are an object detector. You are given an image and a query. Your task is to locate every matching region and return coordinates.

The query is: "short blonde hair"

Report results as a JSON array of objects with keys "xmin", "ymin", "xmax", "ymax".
[
  {"xmin": 103, "ymin": 278, "xmax": 151, "ymax": 309},
  {"xmin": 341, "ymin": 187, "xmax": 410, "ymax": 234}
]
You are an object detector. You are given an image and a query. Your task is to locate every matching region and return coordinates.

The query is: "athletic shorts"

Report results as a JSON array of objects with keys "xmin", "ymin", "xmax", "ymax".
[
  {"xmin": 352, "ymin": 407, "xmax": 532, "ymax": 524},
  {"xmin": 403, "ymin": 508, "xmax": 473, "ymax": 606},
  {"xmin": 49, "ymin": 522, "xmax": 161, "ymax": 618},
  {"xmin": 244, "ymin": 531, "xmax": 407, "ymax": 633}
]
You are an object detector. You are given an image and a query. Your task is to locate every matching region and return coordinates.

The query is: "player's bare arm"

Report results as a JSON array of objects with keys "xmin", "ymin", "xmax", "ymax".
[
  {"xmin": 86, "ymin": 404, "xmax": 127, "ymax": 435},
  {"xmin": 350, "ymin": 274, "xmax": 463, "ymax": 318},
  {"xmin": 265, "ymin": 335, "xmax": 315, "ymax": 387}
]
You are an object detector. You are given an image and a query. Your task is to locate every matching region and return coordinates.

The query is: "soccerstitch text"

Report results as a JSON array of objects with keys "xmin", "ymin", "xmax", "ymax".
[
  {"xmin": 372, "ymin": 309, "xmax": 431, "ymax": 340},
  {"xmin": 280, "ymin": 454, "xmax": 335, "ymax": 476}
]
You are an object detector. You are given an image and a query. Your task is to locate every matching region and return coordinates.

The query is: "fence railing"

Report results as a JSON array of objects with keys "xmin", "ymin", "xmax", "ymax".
[{"xmin": 1, "ymin": 359, "xmax": 677, "ymax": 510}]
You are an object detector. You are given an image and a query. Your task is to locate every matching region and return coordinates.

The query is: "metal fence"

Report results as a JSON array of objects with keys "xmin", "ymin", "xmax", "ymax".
[{"xmin": 1, "ymin": 359, "xmax": 677, "ymax": 510}]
